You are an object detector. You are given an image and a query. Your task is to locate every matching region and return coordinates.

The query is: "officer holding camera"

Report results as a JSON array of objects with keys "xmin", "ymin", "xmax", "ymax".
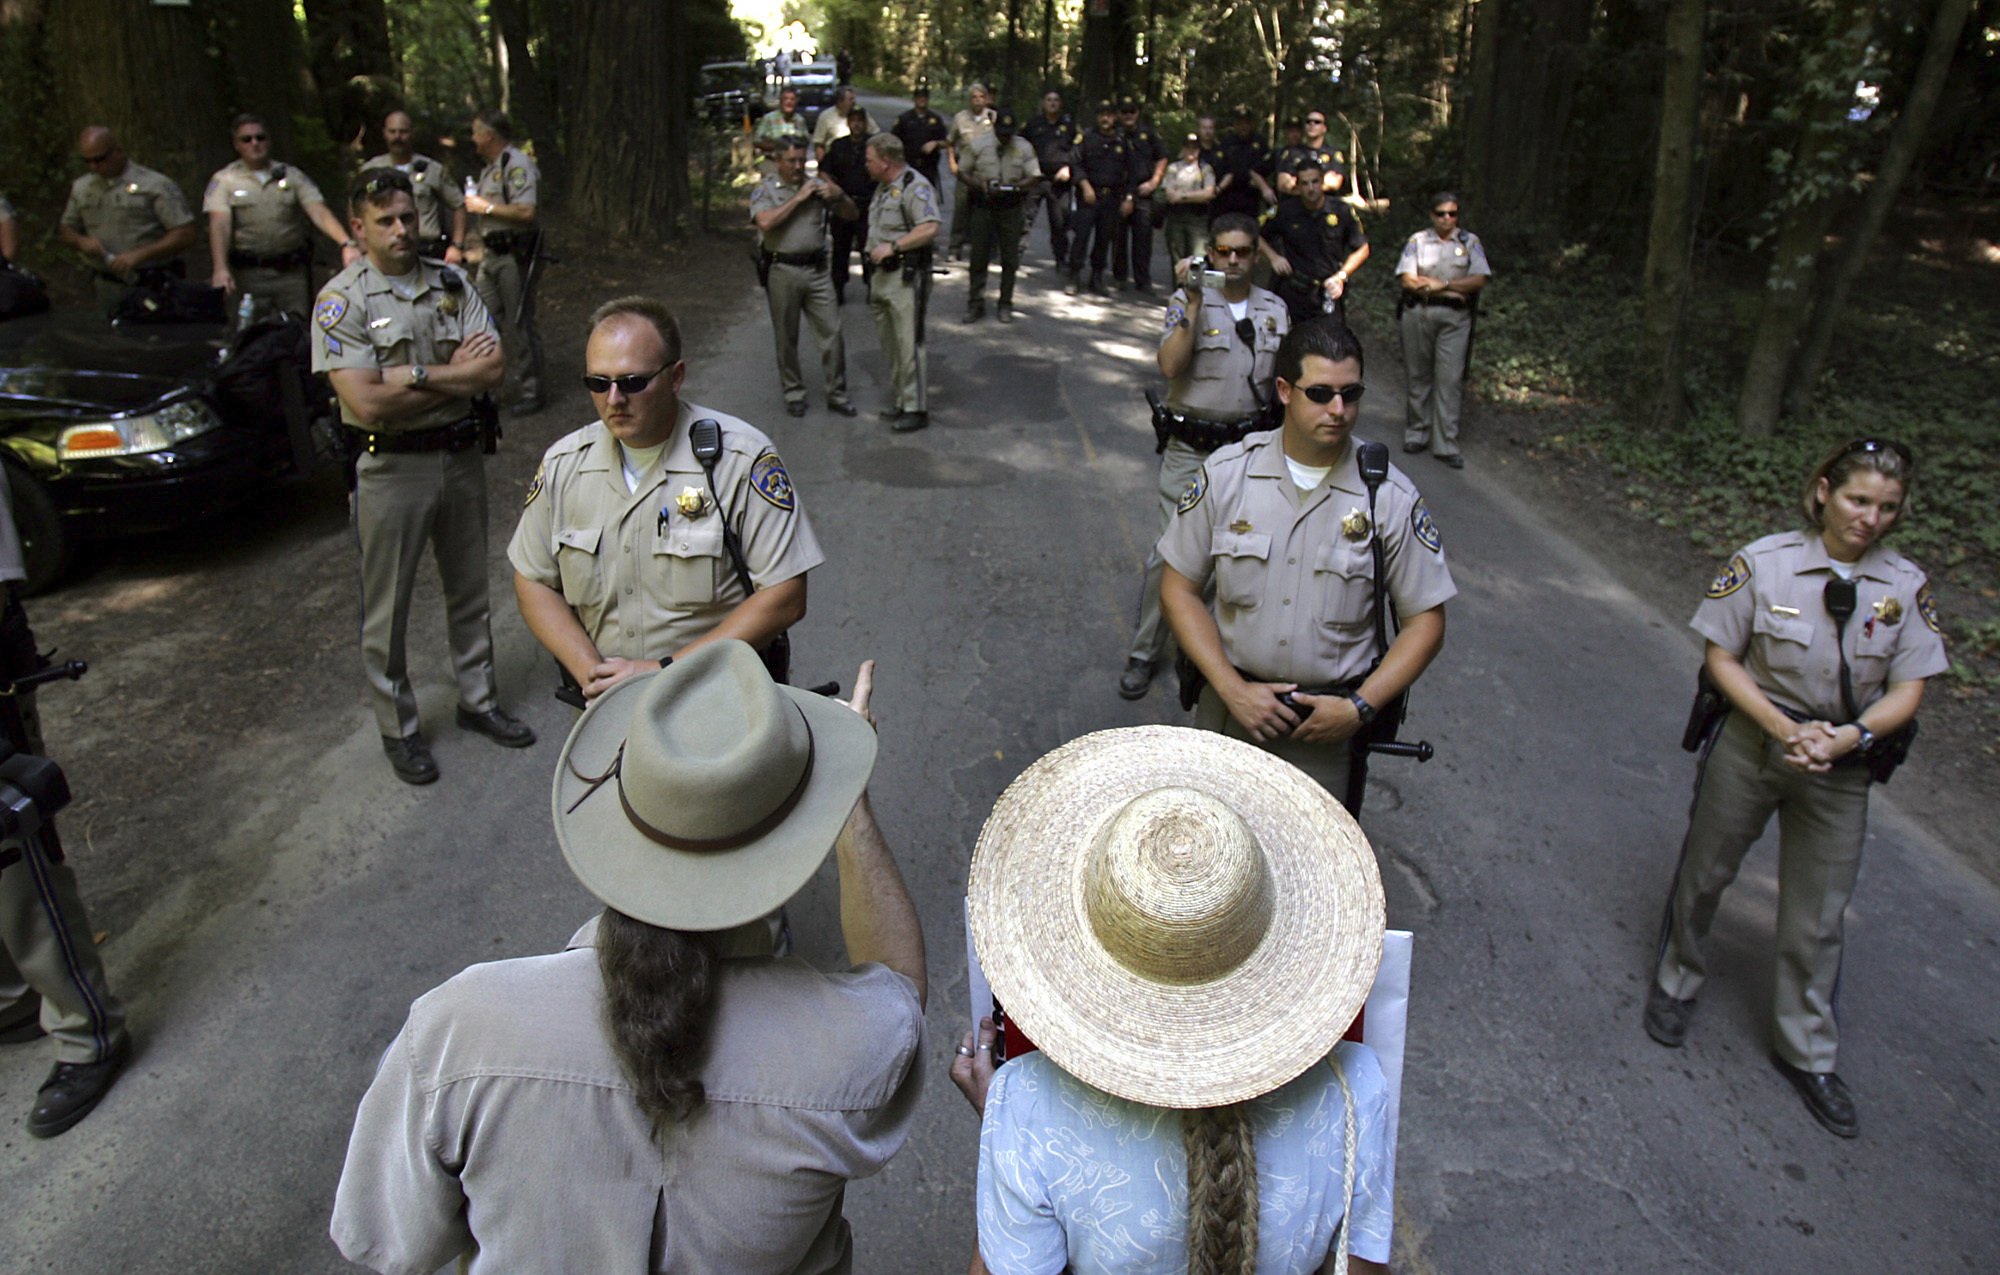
[
  {"xmin": 0, "ymin": 482, "xmax": 129, "ymax": 1139},
  {"xmin": 1117, "ymin": 213, "xmax": 1288, "ymax": 700},
  {"xmin": 959, "ymin": 109, "xmax": 1041, "ymax": 325}
]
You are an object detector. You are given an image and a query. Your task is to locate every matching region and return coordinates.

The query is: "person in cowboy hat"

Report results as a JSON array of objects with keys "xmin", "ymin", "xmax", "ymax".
[
  {"xmin": 956, "ymin": 725, "xmax": 1393, "ymax": 1273},
  {"xmin": 331, "ymin": 642, "xmax": 927, "ymax": 1274}
]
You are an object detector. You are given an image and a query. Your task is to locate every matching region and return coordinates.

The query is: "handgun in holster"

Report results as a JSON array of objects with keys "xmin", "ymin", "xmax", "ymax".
[{"xmin": 1680, "ymin": 668, "xmax": 1728, "ymax": 753}]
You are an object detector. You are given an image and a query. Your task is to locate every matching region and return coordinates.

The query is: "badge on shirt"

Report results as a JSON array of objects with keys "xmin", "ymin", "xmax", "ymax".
[
  {"xmin": 1410, "ymin": 500, "xmax": 1442, "ymax": 553},
  {"xmin": 315, "ymin": 293, "xmax": 347, "ymax": 330},
  {"xmin": 1326, "ymin": 213, "xmax": 1339, "ymax": 227},
  {"xmin": 675, "ymin": 486, "xmax": 707, "ymax": 517},
  {"xmin": 1229, "ymin": 519, "xmax": 1253, "ymax": 534},
  {"xmin": 750, "ymin": 451, "xmax": 796, "ymax": 511},
  {"xmin": 1706, "ymin": 553, "xmax": 1750, "ymax": 599},
  {"xmin": 125, "ymin": 183, "xmax": 140, "ymax": 195},
  {"xmin": 1871, "ymin": 595, "xmax": 1902, "ymax": 626},
  {"xmin": 523, "ymin": 461, "xmax": 544, "ymax": 507},
  {"xmin": 1177, "ymin": 469, "xmax": 1208, "ymax": 515},
  {"xmin": 1341, "ymin": 508, "xmax": 1370, "ymax": 541},
  {"xmin": 1916, "ymin": 582, "xmax": 1940, "ymax": 633}
]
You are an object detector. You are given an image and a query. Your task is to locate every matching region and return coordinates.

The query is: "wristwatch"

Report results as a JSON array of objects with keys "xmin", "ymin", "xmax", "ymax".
[
  {"xmin": 407, "ymin": 364, "xmax": 428, "ymax": 388},
  {"xmin": 1348, "ymin": 692, "xmax": 1376, "ymax": 726},
  {"xmin": 1850, "ymin": 722, "xmax": 1877, "ymax": 754}
]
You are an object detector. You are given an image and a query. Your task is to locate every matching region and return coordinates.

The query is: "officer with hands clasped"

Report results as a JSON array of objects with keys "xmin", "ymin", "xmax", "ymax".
[
  {"xmin": 1114, "ymin": 100, "xmax": 1168, "ymax": 293},
  {"xmin": 959, "ymin": 109, "xmax": 1041, "ymax": 325},
  {"xmin": 864, "ymin": 134, "xmax": 942, "ymax": 434},
  {"xmin": 57, "ymin": 126, "xmax": 199, "ymax": 313},
  {"xmin": 1158, "ymin": 318, "xmax": 1455, "ymax": 802},
  {"xmin": 1397, "ymin": 191, "xmax": 1489, "ymax": 469},
  {"xmin": 1019, "ymin": 89, "xmax": 1079, "ymax": 265},
  {"xmin": 509, "ymin": 296, "xmax": 823, "ymax": 702},
  {"xmin": 892, "ymin": 82, "xmax": 949, "ymax": 192},
  {"xmin": 945, "ymin": 84, "xmax": 996, "ymax": 261},
  {"xmin": 315, "ymin": 168, "xmax": 535, "ymax": 785},
  {"xmin": 363, "ymin": 110, "xmax": 469, "ymax": 264},
  {"xmin": 750, "ymin": 138, "xmax": 859, "ymax": 418},
  {"xmin": 1065, "ymin": 101, "xmax": 1128, "ymax": 296},
  {"xmin": 465, "ymin": 111, "xmax": 546, "ymax": 415},
  {"xmin": 1260, "ymin": 159, "xmax": 1368, "ymax": 324},
  {"xmin": 1119, "ymin": 213, "xmax": 1287, "ymax": 701},
  {"xmin": 205, "ymin": 114, "xmax": 359, "ymax": 316}
]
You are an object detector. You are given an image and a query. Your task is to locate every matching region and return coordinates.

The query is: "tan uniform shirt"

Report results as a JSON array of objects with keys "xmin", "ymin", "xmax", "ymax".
[
  {"xmin": 961, "ymin": 135, "xmax": 1040, "ymax": 188},
  {"xmin": 508, "ymin": 403, "xmax": 825, "ymax": 660},
  {"xmin": 361, "ymin": 153, "xmax": 465, "ymax": 241},
  {"xmin": 475, "ymin": 147, "xmax": 539, "ymax": 238},
  {"xmin": 866, "ymin": 169, "xmax": 941, "ymax": 251},
  {"xmin": 811, "ymin": 108, "xmax": 864, "ymax": 152},
  {"xmin": 311, "ymin": 259, "xmax": 495, "ymax": 432},
  {"xmin": 202, "ymin": 160, "xmax": 326, "ymax": 255},
  {"xmin": 1692, "ymin": 530, "xmax": 1948, "ymax": 720},
  {"xmin": 1161, "ymin": 157, "xmax": 1216, "ymax": 203},
  {"xmin": 1160, "ymin": 285, "xmax": 1287, "ymax": 420},
  {"xmin": 1395, "ymin": 227, "xmax": 1492, "ymax": 284},
  {"xmin": 948, "ymin": 107, "xmax": 996, "ymax": 161},
  {"xmin": 60, "ymin": 162, "xmax": 194, "ymax": 255},
  {"xmin": 1159, "ymin": 433, "xmax": 1458, "ymax": 686},
  {"xmin": 749, "ymin": 176, "xmax": 828, "ymax": 254}
]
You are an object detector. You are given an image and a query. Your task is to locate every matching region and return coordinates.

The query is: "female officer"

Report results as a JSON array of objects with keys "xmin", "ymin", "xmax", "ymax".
[{"xmin": 1646, "ymin": 439, "xmax": 1948, "ymax": 1138}]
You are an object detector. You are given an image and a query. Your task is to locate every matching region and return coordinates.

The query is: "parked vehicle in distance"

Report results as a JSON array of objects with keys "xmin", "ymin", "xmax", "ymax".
[
  {"xmin": 697, "ymin": 61, "xmax": 766, "ymax": 125},
  {"xmin": 786, "ymin": 61, "xmax": 839, "ymax": 126}
]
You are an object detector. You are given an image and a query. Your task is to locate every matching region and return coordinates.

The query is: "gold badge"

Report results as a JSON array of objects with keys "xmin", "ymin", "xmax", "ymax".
[
  {"xmin": 125, "ymin": 183, "xmax": 140, "ymax": 194},
  {"xmin": 1229, "ymin": 519, "xmax": 1253, "ymax": 534},
  {"xmin": 437, "ymin": 295, "xmax": 458, "ymax": 316},
  {"xmin": 675, "ymin": 486, "xmax": 707, "ymax": 517},
  {"xmin": 1341, "ymin": 508, "xmax": 1370, "ymax": 541},
  {"xmin": 1873, "ymin": 596, "xmax": 1902, "ymax": 626}
]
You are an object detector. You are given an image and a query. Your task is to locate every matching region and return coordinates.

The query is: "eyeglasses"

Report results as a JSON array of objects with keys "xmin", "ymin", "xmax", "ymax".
[
  {"xmin": 236, "ymin": 133, "xmax": 269, "ymax": 144},
  {"xmin": 1295, "ymin": 382, "xmax": 1367, "ymax": 406},
  {"xmin": 1841, "ymin": 437, "xmax": 1912, "ymax": 464},
  {"xmin": 582, "ymin": 365, "xmax": 671, "ymax": 395},
  {"xmin": 1432, "ymin": 208, "xmax": 1459, "ymax": 218},
  {"xmin": 1210, "ymin": 244, "xmax": 1255, "ymax": 259},
  {"xmin": 80, "ymin": 151, "xmax": 114, "ymax": 165},
  {"xmin": 1305, "ymin": 116, "xmax": 1326, "ymax": 125}
]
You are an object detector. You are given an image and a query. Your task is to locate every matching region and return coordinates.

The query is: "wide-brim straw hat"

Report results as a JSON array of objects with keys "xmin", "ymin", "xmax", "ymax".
[
  {"xmin": 553, "ymin": 640, "xmax": 876, "ymax": 932},
  {"xmin": 968, "ymin": 725, "xmax": 1383, "ymax": 1108}
]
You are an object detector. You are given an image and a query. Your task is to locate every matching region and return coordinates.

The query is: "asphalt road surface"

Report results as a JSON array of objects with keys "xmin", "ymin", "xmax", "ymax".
[{"xmin": 5, "ymin": 107, "xmax": 1997, "ymax": 1272}]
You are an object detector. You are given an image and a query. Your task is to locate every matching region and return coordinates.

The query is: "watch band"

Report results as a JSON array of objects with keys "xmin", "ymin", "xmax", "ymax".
[
  {"xmin": 1851, "ymin": 723, "xmax": 1876, "ymax": 754},
  {"xmin": 1348, "ymin": 692, "xmax": 1376, "ymax": 726}
]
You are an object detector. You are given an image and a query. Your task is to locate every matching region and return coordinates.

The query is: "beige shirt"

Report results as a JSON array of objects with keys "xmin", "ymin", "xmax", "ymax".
[
  {"xmin": 948, "ymin": 106, "xmax": 996, "ymax": 158},
  {"xmin": 961, "ymin": 135, "xmax": 1040, "ymax": 188},
  {"xmin": 865, "ymin": 169, "xmax": 941, "ymax": 251},
  {"xmin": 331, "ymin": 919, "xmax": 926, "ymax": 1275},
  {"xmin": 1161, "ymin": 157, "xmax": 1216, "ymax": 204},
  {"xmin": 749, "ymin": 175, "xmax": 828, "ymax": 254},
  {"xmin": 811, "ymin": 108, "xmax": 865, "ymax": 151},
  {"xmin": 60, "ymin": 161, "xmax": 195, "ymax": 255},
  {"xmin": 1692, "ymin": 530, "xmax": 1948, "ymax": 720},
  {"xmin": 311, "ymin": 259, "xmax": 496, "ymax": 431},
  {"xmin": 508, "ymin": 403, "xmax": 825, "ymax": 660},
  {"xmin": 1160, "ymin": 285, "xmax": 1288, "ymax": 420},
  {"xmin": 1159, "ymin": 432, "xmax": 1458, "ymax": 686},
  {"xmin": 202, "ymin": 160, "xmax": 327, "ymax": 255},
  {"xmin": 1395, "ymin": 228, "xmax": 1492, "ymax": 283},
  {"xmin": 361, "ymin": 152, "xmax": 465, "ymax": 241},
  {"xmin": 475, "ymin": 146, "xmax": 539, "ymax": 237}
]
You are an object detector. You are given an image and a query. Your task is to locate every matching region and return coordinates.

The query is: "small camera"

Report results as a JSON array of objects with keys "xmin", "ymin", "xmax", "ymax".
[{"xmin": 1189, "ymin": 254, "xmax": 1226, "ymax": 293}]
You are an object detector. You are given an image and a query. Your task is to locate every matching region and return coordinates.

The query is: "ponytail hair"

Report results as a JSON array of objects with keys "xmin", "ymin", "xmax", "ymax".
[
  {"xmin": 596, "ymin": 908, "xmax": 719, "ymax": 1140},
  {"xmin": 1182, "ymin": 1103, "xmax": 1259, "ymax": 1275}
]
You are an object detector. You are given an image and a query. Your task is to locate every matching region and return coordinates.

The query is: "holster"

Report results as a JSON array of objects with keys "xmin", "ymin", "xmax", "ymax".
[
  {"xmin": 1145, "ymin": 391, "xmax": 1273, "ymax": 456},
  {"xmin": 473, "ymin": 394, "xmax": 502, "ymax": 454},
  {"xmin": 1867, "ymin": 719, "xmax": 1918, "ymax": 784},
  {"xmin": 754, "ymin": 252, "xmax": 772, "ymax": 289},
  {"xmin": 1680, "ymin": 669, "xmax": 1727, "ymax": 753},
  {"xmin": 1174, "ymin": 651, "xmax": 1205, "ymax": 713}
]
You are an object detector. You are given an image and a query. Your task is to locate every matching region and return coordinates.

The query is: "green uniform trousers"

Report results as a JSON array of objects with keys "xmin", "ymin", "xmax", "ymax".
[
  {"xmin": 868, "ymin": 268, "xmax": 926, "ymax": 414},
  {"xmin": 236, "ymin": 263, "xmax": 312, "ymax": 318},
  {"xmin": 1128, "ymin": 438, "xmax": 1208, "ymax": 664},
  {"xmin": 966, "ymin": 200, "xmax": 1025, "ymax": 306},
  {"xmin": 1654, "ymin": 709, "xmax": 1870, "ymax": 1072},
  {"xmin": 474, "ymin": 252, "xmax": 544, "ymax": 405},
  {"xmin": 764, "ymin": 262, "xmax": 850, "ymax": 409},
  {"xmin": 1399, "ymin": 303, "xmax": 1472, "ymax": 460},
  {"xmin": 1163, "ymin": 211, "xmax": 1210, "ymax": 268},
  {"xmin": 353, "ymin": 449, "xmax": 501, "ymax": 739},
  {"xmin": 1194, "ymin": 683, "xmax": 1352, "ymax": 798}
]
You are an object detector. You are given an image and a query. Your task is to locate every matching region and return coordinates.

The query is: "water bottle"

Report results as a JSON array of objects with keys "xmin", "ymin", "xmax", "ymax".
[{"xmin": 236, "ymin": 292, "xmax": 257, "ymax": 332}]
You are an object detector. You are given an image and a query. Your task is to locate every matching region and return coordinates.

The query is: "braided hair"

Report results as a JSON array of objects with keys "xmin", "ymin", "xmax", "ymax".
[{"xmin": 1181, "ymin": 1103, "xmax": 1260, "ymax": 1274}]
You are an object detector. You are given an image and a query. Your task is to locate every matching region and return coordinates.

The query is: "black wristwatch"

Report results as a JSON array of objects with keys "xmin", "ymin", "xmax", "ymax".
[
  {"xmin": 1348, "ymin": 692, "xmax": 1376, "ymax": 726},
  {"xmin": 1850, "ymin": 722, "xmax": 1877, "ymax": 754}
]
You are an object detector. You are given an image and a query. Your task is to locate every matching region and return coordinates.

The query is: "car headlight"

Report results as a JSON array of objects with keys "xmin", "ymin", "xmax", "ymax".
[{"xmin": 57, "ymin": 399, "xmax": 223, "ymax": 460}]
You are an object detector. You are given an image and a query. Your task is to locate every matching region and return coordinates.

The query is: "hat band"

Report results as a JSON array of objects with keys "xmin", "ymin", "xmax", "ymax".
[{"xmin": 566, "ymin": 708, "xmax": 818, "ymax": 852}]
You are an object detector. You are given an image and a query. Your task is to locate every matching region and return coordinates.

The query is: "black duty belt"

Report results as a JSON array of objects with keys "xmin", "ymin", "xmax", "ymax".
[
  {"xmin": 1148, "ymin": 394, "xmax": 1277, "ymax": 455},
  {"xmin": 482, "ymin": 229, "xmax": 538, "ymax": 256},
  {"xmin": 1403, "ymin": 292, "xmax": 1467, "ymax": 308},
  {"xmin": 764, "ymin": 249, "xmax": 828, "ymax": 269},
  {"xmin": 229, "ymin": 247, "xmax": 310, "ymax": 270},
  {"xmin": 348, "ymin": 417, "xmax": 485, "ymax": 455}
]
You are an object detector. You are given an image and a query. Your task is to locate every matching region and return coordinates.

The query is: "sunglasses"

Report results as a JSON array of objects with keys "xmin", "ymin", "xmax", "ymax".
[
  {"xmin": 236, "ymin": 133, "xmax": 269, "ymax": 143},
  {"xmin": 1841, "ymin": 437, "xmax": 1912, "ymax": 464},
  {"xmin": 1305, "ymin": 117, "xmax": 1326, "ymax": 125},
  {"xmin": 582, "ymin": 365, "xmax": 671, "ymax": 395},
  {"xmin": 1432, "ymin": 208, "xmax": 1459, "ymax": 218},
  {"xmin": 1210, "ymin": 244, "xmax": 1255, "ymax": 259},
  {"xmin": 359, "ymin": 172, "xmax": 411, "ymax": 196},
  {"xmin": 1293, "ymin": 382, "xmax": 1367, "ymax": 406},
  {"xmin": 80, "ymin": 151, "xmax": 114, "ymax": 165}
]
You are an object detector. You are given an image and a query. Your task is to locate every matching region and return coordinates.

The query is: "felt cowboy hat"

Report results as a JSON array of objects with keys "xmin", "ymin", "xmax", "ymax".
[
  {"xmin": 553, "ymin": 640, "xmax": 876, "ymax": 932},
  {"xmin": 968, "ymin": 725, "xmax": 1384, "ymax": 1108}
]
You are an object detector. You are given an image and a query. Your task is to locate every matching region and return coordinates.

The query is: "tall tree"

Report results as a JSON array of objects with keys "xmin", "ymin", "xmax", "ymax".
[
  {"xmin": 564, "ymin": 0, "xmax": 685, "ymax": 239},
  {"xmin": 488, "ymin": 0, "xmax": 566, "ymax": 197},
  {"xmin": 301, "ymin": 0, "xmax": 395, "ymax": 150},
  {"xmin": 1459, "ymin": 0, "xmax": 1595, "ymax": 243},
  {"xmin": 1637, "ymin": 0, "xmax": 1706, "ymax": 432},
  {"xmin": 45, "ymin": 0, "xmax": 228, "ymax": 187}
]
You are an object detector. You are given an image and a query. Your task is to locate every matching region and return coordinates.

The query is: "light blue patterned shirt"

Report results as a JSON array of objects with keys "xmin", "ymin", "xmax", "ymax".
[{"xmin": 977, "ymin": 1041, "xmax": 1393, "ymax": 1273}]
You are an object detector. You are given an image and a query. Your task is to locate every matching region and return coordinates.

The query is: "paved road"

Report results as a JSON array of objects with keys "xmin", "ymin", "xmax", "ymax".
[{"xmin": 4, "ymin": 106, "xmax": 1997, "ymax": 1272}]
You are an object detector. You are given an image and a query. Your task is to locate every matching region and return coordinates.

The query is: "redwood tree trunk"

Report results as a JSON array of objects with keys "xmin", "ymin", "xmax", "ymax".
[
  {"xmin": 1459, "ymin": 0, "xmax": 1595, "ymax": 244},
  {"xmin": 46, "ymin": 0, "xmax": 228, "ymax": 187},
  {"xmin": 489, "ymin": 0, "xmax": 566, "ymax": 198},
  {"xmin": 1637, "ymin": 0, "xmax": 1705, "ymax": 432},
  {"xmin": 564, "ymin": 0, "xmax": 685, "ymax": 240}
]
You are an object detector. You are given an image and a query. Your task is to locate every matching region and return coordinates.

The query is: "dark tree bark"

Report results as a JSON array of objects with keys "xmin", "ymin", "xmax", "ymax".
[
  {"xmin": 1638, "ymin": 0, "xmax": 1706, "ymax": 432},
  {"xmin": 300, "ymin": 0, "xmax": 394, "ymax": 150},
  {"xmin": 1459, "ymin": 0, "xmax": 1595, "ymax": 243},
  {"xmin": 1079, "ymin": 0, "xmax": 1136, "ymax": 104},
  {"xmin": 45, "ymin": 0, "xmax": 228, "ymax": 188},
  {"xmin": 488, "ymin": 0, "xmax": 566, "ymax": 198},
  {"xmin": 564, "ymin": 0, "xmax": 684, "ymax": 239},
  {"xmin": 213, "ymin": 0, "xmax": 310, "ymax": 158}
]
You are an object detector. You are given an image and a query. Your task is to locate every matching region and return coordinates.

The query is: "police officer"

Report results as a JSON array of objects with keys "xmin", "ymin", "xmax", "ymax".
[
  {"xmin": 1158, "ymin": 319, "xmax": 1455, "ymax": 800},
  {"xmin": 509, "ymin": 296, "xmax": 823, "ymax": 699},
  {"xmin": 1020, "ymin": 89, "xmax": 1079, "ymax": 265},
  {"xmin": 1115, "ymin": 100, "xmax": 1168, "ymax": 292},
  {"xmin": 1066, "ymin": 101, "xmax": 1129, "ymax": 296},
  {"xmin": 465, "ymin": 111, "xmax": 546, "ymax": 416},
  {"xmin": 56, "ymin": 126, "xmax": 198, "ymax": 313},
  {"xmin": 1158, "ymin": 133, "xmax": 1217, "ymax": 266},
  {"xmin": 1275, "ymin": 110, "xmax": 1337, "ymax": 195},
  {"xmin": 363, "ymin": 111, "xmax": 469, "ymax": 264},
  {"xmin": 1119, "ymin": 214, "xmax": 1287, "ymax": 700},
  {"xmin": 864, "ymin": 134, "xmax": 942, "ymax": 433},
  {"xmin": 821, "ymin": 105, "xmax": 879, "ymax": 305},
  {"xmin": 960, "ymin": 110, "xmax": 1041, "ymax": 325},
  {"xmin": 314, "ymin": 169, "xmax": 534, "ymax": 785},
  {"xmin": 892, "ymin": 82, "xmax": 949, "ymax": 192},
  {"xmin": 1396, "ymin": 191, "xmax": 1489, "ymax": 470},
  {"xmin": 204, "ymin": 115, "xmax": 357, "ymax": 317},
  {"xmin": 1260, "ymin": 160, "xmax": 1369, "ymax": 324},
  {"xmin": 0, "ymin": 480, "xmax": 129, "ymax": 1138},
  {"xmin": 812, "ymin": 87, "xmax": 868, "ymax": 160},
  {"xmin": 1212, "ymin": 106, "xmax": 1276, "ymax": 219},
  {"xmin": 1647, "ymin": 440, "xmax": 1946, "ymax": 1139},
  {"xmin": 945, "ymin": 83, "xmax": 996, "ymax": 261},
  {"xmin": 750, "ymin": 138, "xmax": 859, "ymax": 417}
]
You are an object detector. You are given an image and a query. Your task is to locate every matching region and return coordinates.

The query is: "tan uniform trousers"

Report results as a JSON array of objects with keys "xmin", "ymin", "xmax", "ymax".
[
  {"xmin": 765, "ymin": 262, "xmax": 850, "ymax": 409},
  {"xmin": 354, "ymin": 450, "xmax": 500, "ymax": 739},
  {"xmin": 868, "ymin": 268, "xmax": 926, "ymax": 413},
  {"xmin": 1194, "ymin": 683, "xmax": 1352, "ymax": 797},
  {"xmin": 1129, "ymin": 438, "xmax": 1208, "ymax": 665},
  {"xmin": 1399, "ymin": 302, "xmax": 1473, "ymax": 459},
  {"xmin": 474, "ymin": 252, "xmax": 544, "ymax": 405},
  {"xmin": 1654, "ymin": 709, "xmax": 1870, "ymax": 1072},
  {"xmin": 236, "ymin": 263, "xmax": 312, "ymax": 318}
]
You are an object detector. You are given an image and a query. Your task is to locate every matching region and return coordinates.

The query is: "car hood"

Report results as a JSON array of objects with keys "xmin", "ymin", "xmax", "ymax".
[{"xmin": 0, "ymin": 310, "xmax": 226, "ymax": 417}]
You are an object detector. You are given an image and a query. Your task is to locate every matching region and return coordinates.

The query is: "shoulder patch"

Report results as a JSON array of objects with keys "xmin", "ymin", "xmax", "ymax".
[
  {"xmin": 1916, "ymin": 581, "xmax": 1940, "ymax": 633},
  {"xmin": 1706, "ymin": 553, "xmax": 1751, "ymax": 599},
  {"xmin": 749, "ymin": 450, "xmax": 796, "ymax": 511},
  {"xmin": 524, "ymin": 461, "xmax": 544, "ymax": 507},
  {"xmin": 1176, "ymin": 469, "xmax": 1208, "ymax": 515},
  {"xmin": 1410, "ymin": 499, "xmax": 1443, "ymax": 553},
  {"xmin": 315, "ymin": 293, "xmax": 347, "ymax": 330}
]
